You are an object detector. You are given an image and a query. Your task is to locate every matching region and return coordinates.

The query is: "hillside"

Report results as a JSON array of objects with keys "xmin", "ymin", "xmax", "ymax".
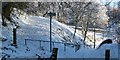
[
  {"xmin": 0, "ymin": 15, "xmax": 118, "ymax": 59},
  {"xmin": 0, "ymin": 15, "xmax": 84, "ymax": 58}
]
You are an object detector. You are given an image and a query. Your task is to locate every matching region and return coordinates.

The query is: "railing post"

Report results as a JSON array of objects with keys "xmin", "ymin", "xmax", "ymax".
[
  {"xmin": 105, "ymin": 49, "xmax": 110, "ymax": 60},
  {"xmin": 64, "ymin": 43, "xmax": 66, "ymax": 52},
  {"xmin": 25, "ymin": 39, "xmax": 27, "ymax": 45},
  {"xmin": 39, "ymin": 41, "xmax": 41, "ymax": 49},
  {"xmin": 53, "ymin": 42, "xmax": 54, "ymax": 47}
]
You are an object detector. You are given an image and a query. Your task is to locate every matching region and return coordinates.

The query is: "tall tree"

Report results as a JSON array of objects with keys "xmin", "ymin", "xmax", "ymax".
[{"xmin": 2, "ymin": 2, "xmax": 34, "ymax": 27}]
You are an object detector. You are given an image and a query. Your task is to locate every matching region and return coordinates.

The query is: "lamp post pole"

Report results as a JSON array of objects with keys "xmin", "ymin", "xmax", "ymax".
[
  {"xmin": 50, "ymin": 14, "xmax": 52, "ymax": 52},
  {"xmin": 93, "ymin": 22, "xmax": 96, "ymax": 48},
  {"xmin": 47, "ymin": 12, "xmax": 56, "ymax": 52}
]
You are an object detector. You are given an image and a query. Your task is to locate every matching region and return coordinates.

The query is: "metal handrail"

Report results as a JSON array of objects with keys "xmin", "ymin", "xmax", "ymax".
[
  {"xmin": 24, "ymin": 39, "xmax": 81, "ymax": 52},
  {"xmin": 25, "ymin": 39, "xmax": 79, "ymax": 46}
]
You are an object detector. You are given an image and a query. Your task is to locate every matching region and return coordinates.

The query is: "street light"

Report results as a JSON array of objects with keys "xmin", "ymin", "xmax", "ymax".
[
  {"xmin": 47, "ymin": 12, "xmax": 56, "ymax": 52},
  {"xmin": 93, "ymin": 22, "xmax": 96, "ymax": 48}
]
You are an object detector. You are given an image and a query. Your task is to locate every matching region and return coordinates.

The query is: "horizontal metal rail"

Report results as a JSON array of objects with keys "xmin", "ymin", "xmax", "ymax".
[{"xmin": 25, "ymin": 39, "xmax": 78, "ymax": 46}]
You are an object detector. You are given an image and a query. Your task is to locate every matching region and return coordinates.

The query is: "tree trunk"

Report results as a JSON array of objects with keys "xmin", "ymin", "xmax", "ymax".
[
  {"xmin": 83, "ymin": 21, "xmax": 89, "ymax": 41},
  {"xmin": 2, "ymin": 15, "xmax": 7, "ymax": 26},
  {"xmin": 73, "ymin": 21, "xmax": 78, "ymax": 39}
]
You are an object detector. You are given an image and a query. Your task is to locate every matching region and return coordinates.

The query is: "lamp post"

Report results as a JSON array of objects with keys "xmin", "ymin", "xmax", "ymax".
[
  {"xmin": 47, "ymin": 12, "xmax": 56, "ymax": 52},
  {"xmin": 93, "ymin": 22, "xmax": 96, "ymax": 48}
]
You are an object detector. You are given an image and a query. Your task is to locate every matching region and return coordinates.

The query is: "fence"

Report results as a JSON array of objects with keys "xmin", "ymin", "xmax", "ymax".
[{"xmin": 24, "ymin": 39, "xmax": 80, "ymax": 52}]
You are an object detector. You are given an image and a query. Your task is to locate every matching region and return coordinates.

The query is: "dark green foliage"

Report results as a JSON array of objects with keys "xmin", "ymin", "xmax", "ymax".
[{"xmin": 2, "ymin": 2, "xmax": 12, "ymax": 26}]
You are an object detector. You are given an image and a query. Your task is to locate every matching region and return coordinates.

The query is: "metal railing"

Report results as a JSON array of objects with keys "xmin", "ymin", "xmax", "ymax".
[{"xmin": 24, "ymin": 39, "xmax": 80, "ymax": 52}]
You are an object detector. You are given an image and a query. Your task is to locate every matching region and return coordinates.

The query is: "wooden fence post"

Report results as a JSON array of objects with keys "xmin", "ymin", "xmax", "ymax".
[
  {"xmin": 13, "ymin": 28, "xmax": 17, "ymax": 47},
  {"xmin": 105, "ymin": 49, "xmax": 110, "ymax": 60}
]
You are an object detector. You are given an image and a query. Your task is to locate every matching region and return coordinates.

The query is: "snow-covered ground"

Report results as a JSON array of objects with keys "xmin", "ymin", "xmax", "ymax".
[
  {"xmin": 0, "ymin": 15, "xmax": 84, "ymax": 58},
  {"xmin": 0, "ymin": 15, "xmax": 119, "ymax": 59}
]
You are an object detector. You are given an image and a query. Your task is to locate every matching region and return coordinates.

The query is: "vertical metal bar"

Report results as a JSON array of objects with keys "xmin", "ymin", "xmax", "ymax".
[
  {"xmin": 25, "ymin": 39, "xmax": 27, "ymax": 45},
  {"xmin": 64, "ymin": 43, "xmax": 66, "ymax": 52},
  {"xmin": 53, "ymin": 42, "xmax": 54, "ymax": 47},
  {"xmin": 40, "ymin": 41, "xmax": 41, "ymax": 49},
  {"xmin": 94, "ymin": 25, "xmax": 96, "ymax": 48}
]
